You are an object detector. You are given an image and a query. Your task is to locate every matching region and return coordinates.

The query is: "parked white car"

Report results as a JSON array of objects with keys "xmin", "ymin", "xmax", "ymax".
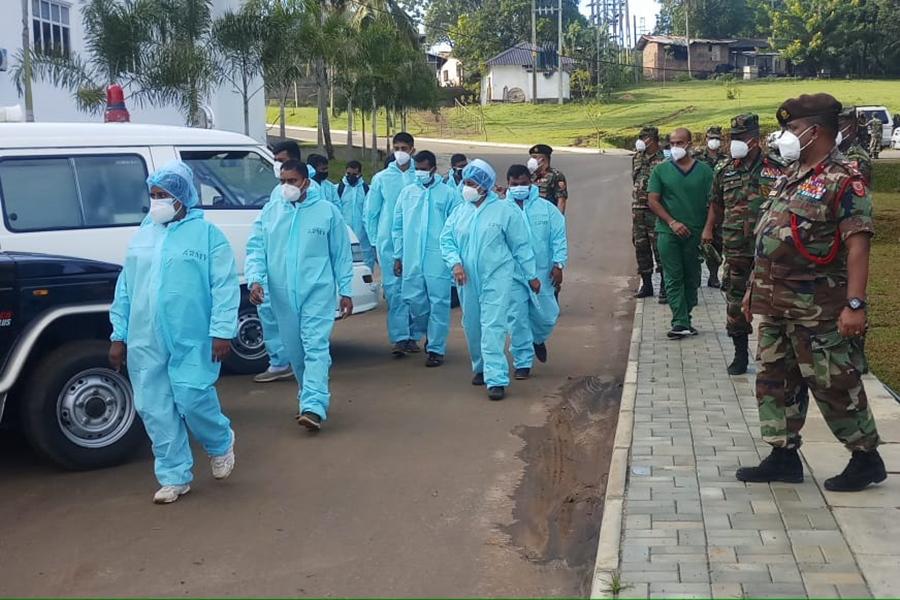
[
  {"xmin": 0, "ymin": 122, "xmax": 379, "ymax": 374},
  {"xmin": 891, "ymin": 127, "xmax": 900, "ymax": 150}
]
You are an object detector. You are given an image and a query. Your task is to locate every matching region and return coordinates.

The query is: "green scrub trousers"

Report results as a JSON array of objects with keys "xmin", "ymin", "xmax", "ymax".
[{"xmin": 658, "ymin": 231, "xmax": 702, "ymax": 329}]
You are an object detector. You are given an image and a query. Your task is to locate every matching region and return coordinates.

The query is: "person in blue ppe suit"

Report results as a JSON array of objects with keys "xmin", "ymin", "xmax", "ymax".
[
  {"xmin": 308, "ymin": 153, "xmax": 338, "ymax": 207},
  {"xmin": 440, "ymin": 159, "xmax": 539, "ymax": 401},
  {"xmin": 245, "ymin": 160, "xmax": 354, "ymax": 432},
  {"xmin": 337, "ymin": 160, "xmax": 375, "ymax": 271},
  {"xmin": 443, "ymin": 153, "xmax": 468, "ymax": 191},
  {"xmin": 364, "ymin": 132, "xmax": 417, "ymax": 356},
  {"xmin": 109, "ymin": 160, "xmax": 240, "ymax": 505},
  {"xmin": 392, "ymin": 150, "xmax": 461, "ymax": 368},
  {"xmin": 502, "ymin": 164, "xmax": 568, "ymax": 380}
]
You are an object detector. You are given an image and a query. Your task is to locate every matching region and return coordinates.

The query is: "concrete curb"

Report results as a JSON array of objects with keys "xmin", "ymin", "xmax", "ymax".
[
  {"xmin": 589, "ymin": 297, "xmax": 643, "ymax": 599},
  {"xmin": 266, "ymin": 124, "xmax": 632, "ymax": 156}
]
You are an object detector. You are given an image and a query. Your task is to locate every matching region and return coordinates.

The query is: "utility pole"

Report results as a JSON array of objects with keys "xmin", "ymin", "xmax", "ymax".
[
  {"xmin": 557, "ymin": 0, "xmax": 563, "ymax": 105},
  {"xmin": 531, "ymin": 0, "xmax": 537, "ymax": 104},
  {"xmin": 20, "ymin": 0, "xmax": 34, "ymax": 121},
  {"xmin": 684, "ymin": 0, "xmax": 691, "ymax": 78}
]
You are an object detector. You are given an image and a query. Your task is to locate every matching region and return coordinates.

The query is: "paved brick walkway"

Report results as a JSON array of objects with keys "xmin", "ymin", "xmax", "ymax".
[{"xmin": 614, "ymin": 276, "xmax": 887, "ymax": 600}]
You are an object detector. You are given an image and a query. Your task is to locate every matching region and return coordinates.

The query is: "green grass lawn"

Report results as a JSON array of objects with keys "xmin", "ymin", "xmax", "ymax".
[
  {"xmin": 268, "ymin": 79, "xmax": 900, "ymax": 149},
  {"xmin": 867, "ymin": 161, "xmax": 900, "ymax": 393}
]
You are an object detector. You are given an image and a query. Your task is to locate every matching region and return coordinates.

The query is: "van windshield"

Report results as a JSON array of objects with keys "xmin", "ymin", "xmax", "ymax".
[{"xmin": 180, "ymin": 150, "xmax": 274, "ymax": 208}]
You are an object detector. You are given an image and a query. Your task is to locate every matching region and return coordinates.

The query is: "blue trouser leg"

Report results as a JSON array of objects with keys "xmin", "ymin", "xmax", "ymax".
[
  {"xmin": 258, "ymin": 294, "xmax": 287, "ymax": 367},
  {"xmin": 531, "ymin": 285, "xmax": 560, "ymax": 344},
  {"xmin": 481, "ymin": 277, "xmax": 512, "ymax": 388},
  {"xmin": 169, "ymin": 381, "xmax": 231, "ymax": 457},
  {"xmin": 381, "ymin": 264, "xmax": 411, "ymax": 344},
  {"xmin": 297, "ymin": 295, "xmax": 335, "ymax": 420},
  {"xmin": 425, "ymin": 275, "xmax": 451, "ymax": 355},
  {"xmin": 403, "ymin": 274, "xmax": 429, "ymax": 342},
  {"xmin": 459, "ymin": 284, "xmax": 484, "ymax": 375},
  {"xmin": 508, "ymin": 280, "xmax": 534, "ymax": 369}
]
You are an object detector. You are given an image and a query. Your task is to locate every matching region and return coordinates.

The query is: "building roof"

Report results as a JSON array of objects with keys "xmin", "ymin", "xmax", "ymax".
[
  {"xmin": 636, "ymin": 35, "xmax": 736, "ymax": 50},
  {"xmin": 729, "ymin": 38, "xmax": 772, "ymax": 51},
  {"xmin": 485, "ymin": 42, "xmax": 577, "ymax": 68}
]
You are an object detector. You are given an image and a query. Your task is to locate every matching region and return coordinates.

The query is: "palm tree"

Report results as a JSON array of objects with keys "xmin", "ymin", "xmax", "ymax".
[{"xmin": 212, "ymin": 5, "xmax": 267, "ymax": 135}]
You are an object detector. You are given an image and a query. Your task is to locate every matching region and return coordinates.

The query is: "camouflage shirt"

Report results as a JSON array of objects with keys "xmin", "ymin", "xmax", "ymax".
[
  {"xmin": 843, "ymin": 143, "xmax": 873, "ymax": 185},
  {"xmin": 692, "ymin": 147, "xmax": 727, "ymax": 170},
  {"xmin": 632, "ymin": 149, "xmax": 666, "ymax": 209},
  {"xmin": 710, "ymin": 151, "xmax": 785, "ymax": 259},
  {"xmin": 750, "ymin": 148, "xmax": 873, "ymax": 321},
  {"xmin": 532, "ymin": 167, "xmax": 568, "ymax": 207}
]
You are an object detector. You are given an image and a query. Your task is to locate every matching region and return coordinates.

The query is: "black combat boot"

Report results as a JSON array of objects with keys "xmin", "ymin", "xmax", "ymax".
[
  {"xmin": 735, "ymin": 447, "xmax": 803, "ymax": 483},
  {"xmin": 634, "ymin": 273, "xmax": 654, "ymax": 298},
  {"xmin": 658, "ymin": 274, "xmax": 668, "ymax": 304},
  {"xmin": 824, "ymin": 449, "xmax": 887, "ymax": 492},
  {"xmin": 727, "ymin": 334, "xmax": 750, "ymax": 375},
  {"xmin": 707, "ymin": 262, "xmax": 721, "ymax": 288}
]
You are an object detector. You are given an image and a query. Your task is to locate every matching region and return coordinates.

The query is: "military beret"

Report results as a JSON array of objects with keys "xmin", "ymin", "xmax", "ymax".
[
  {"xmin": 777, "ymin": 93, "xmax": 842, "ymax": 127},
  {"xmin": 639, "ymin": 125, "xmax": 659, "ymax": 140},
  {"xmin": 838, "ymin": 105, "xmax": 857, "ymax": 121},
  {"xmin": 706, "ymin": 125, "xmax": 723, "ymax": 138},
  {"xmin": 730, "ymin": 113, "xmax": 760, "ymax": 135},
  {"xmin": 529, "ymin": 144, "xmax": 553, "ymax": 156}
]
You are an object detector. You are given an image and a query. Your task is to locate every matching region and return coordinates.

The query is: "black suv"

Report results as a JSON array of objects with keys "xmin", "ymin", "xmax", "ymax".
[{"xmin": 0, "ymin": 251, "xmax": 143, "ymax": 470}]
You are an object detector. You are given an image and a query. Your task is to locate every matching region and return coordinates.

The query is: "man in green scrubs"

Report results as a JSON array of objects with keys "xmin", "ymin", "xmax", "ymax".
[{"xmin": 648, "ymin": 127, "xmax": 715, "ymax": 338}]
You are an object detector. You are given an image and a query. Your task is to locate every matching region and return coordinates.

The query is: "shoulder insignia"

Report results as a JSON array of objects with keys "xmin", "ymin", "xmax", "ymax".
[{"xmin": 852, "ymin": 180, "xmax": 866, "ymax": 197}]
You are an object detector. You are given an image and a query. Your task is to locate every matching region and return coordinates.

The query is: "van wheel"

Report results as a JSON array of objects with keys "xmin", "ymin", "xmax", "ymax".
[
  {"xmin": 19, "ymin": 341, "xmax": 144, "ymax": 471},
  {"xmin": 223, "ymin": 307, "xmax": 269, "ymax": 374}
]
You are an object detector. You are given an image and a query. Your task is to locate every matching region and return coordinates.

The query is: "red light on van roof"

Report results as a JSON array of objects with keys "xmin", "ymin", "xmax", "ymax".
[{"xmin": 104, "ymin": 85, "xmax": 130, "ymax": 123}]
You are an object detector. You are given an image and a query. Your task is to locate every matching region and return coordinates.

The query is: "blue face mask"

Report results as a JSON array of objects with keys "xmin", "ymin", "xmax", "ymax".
[
  {"xmin": 663, "ymin": 149, "xmax": 673, "ymax": 160},
  {"xmin": 508, "ymin": 185, "xmax": 531, "ymax": 200}
]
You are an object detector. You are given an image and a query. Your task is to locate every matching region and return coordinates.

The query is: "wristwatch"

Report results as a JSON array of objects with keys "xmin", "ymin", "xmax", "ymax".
[
  {"xmin": 846, "ymin": 297, "xmax": 867, "ymax": 311},
  {"xmin": 553, "ymin": 263, "xmax": 564, "ymax": 270}
]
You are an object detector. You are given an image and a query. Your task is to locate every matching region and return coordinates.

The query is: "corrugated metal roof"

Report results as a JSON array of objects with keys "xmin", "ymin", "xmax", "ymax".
[
  {"xmin": 485, "ymin": 42, "xmax": 577, "ymax": 67},
  {"xmin": 636, "ymin": 35, "xmax": 736, "ymax": 50}
]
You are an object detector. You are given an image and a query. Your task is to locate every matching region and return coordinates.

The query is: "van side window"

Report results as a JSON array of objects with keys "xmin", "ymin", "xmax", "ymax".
[
  {"xmin": 180, "ymin": 150, "xmax": 273, "ymax": 208},
  {"xmin": 0, "ymin": 155, "xmax": 149, "ymax": 232}
]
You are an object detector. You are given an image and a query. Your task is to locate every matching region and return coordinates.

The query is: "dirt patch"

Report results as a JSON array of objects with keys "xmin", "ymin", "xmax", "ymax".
[
  {"xmin": 632, "ymin": 106, "xmax": 697, "ymax": 129},
  {"xmin": 502, "ymin": 375, "xmax": 621, "ymax": 596},
  {"xmin": 618, "ymin": 94, "xmax": 636, "ymax": 101},
  {"xmin": 572, "ymin": 132, "xmax": 606, "ymax": 148}
]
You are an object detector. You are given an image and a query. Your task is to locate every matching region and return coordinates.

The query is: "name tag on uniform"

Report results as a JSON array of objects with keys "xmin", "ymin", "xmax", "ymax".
[{"xmin": 797, "ymin": 177, "xmax": 826, "ymax": 200}]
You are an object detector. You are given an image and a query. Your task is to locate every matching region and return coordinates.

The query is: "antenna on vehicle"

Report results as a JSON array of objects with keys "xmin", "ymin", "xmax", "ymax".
[{"xmin": 104, "ymin": 85, "xmax": 130, "ymax": 123}]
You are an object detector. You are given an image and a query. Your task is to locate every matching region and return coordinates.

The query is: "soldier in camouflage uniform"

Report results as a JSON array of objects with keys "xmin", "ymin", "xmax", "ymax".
[
  {"xmin": 703, "ymin": 113, "xmax": 785, "ymax": 375},
  {"xmin": 693, "ymin": 126, "xmax": 728, "ymax": 287},
  {"xmin": 838, "ymin": 106, "xmax": 873, "ymax": 184},
  {"xmin": 631, "ymin": 126, "xmax": 667, "ymax": 300},
  {"xmin": 866, "ymin": 116, "xmax": 883, "ymax": 159},
  {"xmin": 529, "ymin": 144, "xmax": 568, "ymax": 215},
  {"xmin": 736, "ymin": 93, "xmax": 887, "ymax": 493}
]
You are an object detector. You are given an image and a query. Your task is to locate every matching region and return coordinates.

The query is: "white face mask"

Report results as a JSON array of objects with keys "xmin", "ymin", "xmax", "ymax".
[
  {"xmin": 508, "ymin": 185, "xmax": 531, "ymax": 200},
  {"xmin": 670, "ymin": 147, "xmax": 687, "ymax": 162},
  {"xmin": 707, "ymin": 139, "xmax": 721, "ymax": 151},
  {"xmin": 281, "ymin": 183, "xmax": 302, "ymax": 203},
  {"xmin": 462, "ymin": 186, "xmax": 481, "ymax": 203},
  {"xmin": 730, "ymin": 140, "xmax": 749, "ymax": 160},
  {"xmin": 149, "ymin": 199, "xmax": 178, "ymax": 224},
  {"xmin": 273, "ymin": 161, "xmax": 283, "ymax": 179},
  {"xmin": 635, "ymin": 139, "xmax": 647, "ymax": 152},
  {"xmin": 415, "ymin": 169, "xmax": 433, "ymax": 184},
  {"xmin": 527, "ymin": 157, "xmax": 539, "ymax": 173},
  {"xmin": 777, "ymin": 125, "xmax": 815, "ymax": 162},
  {"xmin": 394, "ymin": 151, "xmax": 411, "ymax": 166}
]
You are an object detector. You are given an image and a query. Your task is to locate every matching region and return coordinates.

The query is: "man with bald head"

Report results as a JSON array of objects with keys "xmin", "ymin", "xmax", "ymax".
[{"xmin": 648, "ymin": 127, "xmax": 714, "ymax": 338}]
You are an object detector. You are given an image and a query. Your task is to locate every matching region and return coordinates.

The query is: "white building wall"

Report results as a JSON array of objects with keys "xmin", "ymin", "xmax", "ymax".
[
  {"xmin": 0, "ymin": 0, "xmax": 266, "ymax": 142},
  {"xmin": 480, "ymin": 65, "xmax": 570, "ymax": 105}
]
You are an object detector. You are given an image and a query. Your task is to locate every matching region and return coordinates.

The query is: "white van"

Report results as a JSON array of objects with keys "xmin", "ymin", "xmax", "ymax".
[
  {"xmin": 0, "ymin": 123, "xmax": 379, "ymax": 374},
  {"xmin": 857, "ymin": 106, "xmax": 893, "ymax": 148}
]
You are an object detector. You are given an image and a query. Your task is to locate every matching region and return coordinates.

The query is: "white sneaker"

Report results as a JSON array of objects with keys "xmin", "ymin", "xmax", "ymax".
[
  {"xmin": 211, "ymin": 429, "xmax": 235, "ymax": 480},
  {"xmin": 254, "ymin": 365, "xmax": 294, "ymax": 383},
  {"xmin": 153, "ymin": 484, "xmax": 190, "ymax": 504}
]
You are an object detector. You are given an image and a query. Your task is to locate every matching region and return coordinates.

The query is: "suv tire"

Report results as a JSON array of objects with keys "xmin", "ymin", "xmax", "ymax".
[
  {"xmin": 19, "ymin": 341, "xmax": 145, "ymax": 470},
  {"xmin": 223, "ymin": 306, "xmax": 269, "ymax": 375}
]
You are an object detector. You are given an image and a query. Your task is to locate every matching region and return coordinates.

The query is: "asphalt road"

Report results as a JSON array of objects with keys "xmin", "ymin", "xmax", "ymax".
[{"xmin": 0, "ymin": 152, "xmax": 636, "ymax": 598}]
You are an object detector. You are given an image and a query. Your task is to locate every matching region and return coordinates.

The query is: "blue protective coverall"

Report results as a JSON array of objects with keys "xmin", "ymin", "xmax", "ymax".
[
  {"xmin": 110, "ymin": 165, "xmax": 240, "ymax": 487},
  {"xmin": 364, "ymin": 161, "xmax": 416, "ymax": 344},
  {"xmin": 245, "ymin": 181, "xmax": 354, "ymax": 421},
  {"xmin": 254, "ymin": 185, "xmax": 291, "ymax": 370},
  {"xmin": 337, "ymin": 176, "xmax": 375, "ymax": 271},
  {"xmin": 506, "ymin": 186, "xmax": 568, "ymax": 369},
  {"xmin": 391, "ymin": 177, "xmax": 461, "ymax": 355},
  {"xmin": 440, "ymin": 192, "xmax": 536, "ymax": 387}
]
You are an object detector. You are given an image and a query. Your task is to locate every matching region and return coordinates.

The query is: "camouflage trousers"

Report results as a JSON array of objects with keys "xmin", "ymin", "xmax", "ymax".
[
  {"xmin": 756, "ymin": 317, "xmax": 880, "ymax": 451},
  {"xmin": 707, "ymin": 213, "xmax": 723, "ymax": 272},
  {"xmin": 722, "ymin": 255, "xmax": 753, "ymax": 337},
  {"xmin": 632, "ymin": 207, "xmax": 661, "ymax": 275}
]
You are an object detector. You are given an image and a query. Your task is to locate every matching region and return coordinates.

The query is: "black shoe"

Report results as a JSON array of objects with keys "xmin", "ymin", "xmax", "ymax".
[
  {"xmin": 727, "ymin": 334, "xmax": 750, "ymax": 375},
  {"xmin": 735, "ymin": 447, "xmax": 803, "ymax": 483},
  {"xmin": 533, "ymin": 343, "xmax": 548, "ymax": 363},
  {"xmin": 514, "ymin": 368, "xmax": 531, "ymax": 380},
  {"xmin": 634, "ymin": 273, "xmax": 654, "ymax": 298},
  {"xmin": 689, "ymin": 327, "xmax": 699, "ymax": 336},
  {"xmin": 391, "ymin": 343, "xmax": 407, "ymax": 357},
  {"xmin": 425, "ymin": 352, "xmax": 444, "ymax": 367},
  {"xmin": 667, "ymin": 326, "xmax": 692, "ymax": 339},
  {"xmin": 707, "ymin": 273, "xmax": 721, "ymax": 288},
  {"xmin": 658, "ymin": 287, "xmax": 668, "ymax": 304},
  {"xmin": 824, "ymin": 450, "xmax": 887, "ymax": 492},
  {"xmin": 488, "ymin": 386, "xmax": 506, "ymax": 401},
  {"xmin": 472, "ymin": 372, "xmax": 485, "ymax": 386},
  {"xmin": 297, "ymin": 412, "xmax": 322, "ymax": 431},
  {"xmin": 405, "ymin": 340, "xmax": 421, "ymax": 353}
]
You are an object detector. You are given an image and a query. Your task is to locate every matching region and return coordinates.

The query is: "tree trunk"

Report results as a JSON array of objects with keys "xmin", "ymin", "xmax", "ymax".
[
  {"xmin": 316, "ymin": 59, "xmax": 334, "ymax": 159},
  {"xmin": 279, "ymin": 93, "xmax": 287, "ymax": 140},
  {"xmin": 386, "ymin": 107, "xmax": 392, "ymax": 142},
  {"xmin": 242, "ymin": 68, "xmax": 250, "ymax": 136},
  {"xmin": 361, "ymin": 106, "xmax": 366, "ymax": 157},
  {"xmin": 347, "ymin": 97, "xmax": 353, "ymax": 153},
  {"xmin": 371, "ymin": 95, "xmax": 378, "ymax": 167},
  {"xmin": 401, "ymin": 108, "xmax": 407, "ymax": 132},
  {"xmin": 330, "ymin": 66, "xmax": 336, "ymax": 118}
]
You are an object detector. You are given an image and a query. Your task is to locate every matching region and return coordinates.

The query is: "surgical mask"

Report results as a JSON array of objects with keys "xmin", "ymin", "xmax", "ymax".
[
  {"xmin": 835, "ymin": 131, "xmax": 843, "ymax": 146},
  {"xmin": 730, "ymin": 140, "xmax": 749, "ymax": 160},
  {"xmin": 527, "ymin": 157, "xmax": 539, "ymax": 173},
  {"xmin": 777, "ymin": 125, "xmax": 815, "ymax": 162},
  {"xmin": 273, "ymin": 161, "xmax": 283, "ymax": 179},
  {"xmin": 462, "ymin": 186, "xmax": 481, "ymax": 203},
  {"xmin": 415, "ymin": 169, "xmax": 433, "ymax": 184},
  {"xmin": 346, "ymin": 174, "xmax": 360, "ymax": 186},
  {"xmin": 663, "ymin": 149, "xmax": 673, "ymax": 160},
  {"xmin": 149, "ymin": 199, "xmax": 177, "ymax": 224},
  {"xmin": 281, "ymin": 183, "xmax": 302, "ymax": 203},
  {"xmin": 707, "ymin": 139, "xmax": 721, "ymax": 151},
  {"xmin": 635, "ymin": 139, "xmax": 647, "ymax": 152},
  {"xmin": 313, "ymin": 171, "xmax": 328, "ymax": 183},
  {"xmin": 670, "ymin": 147, "xmax": 687, "ymax": 161},
  {"xmin": 394, "ymin": 151, "xmax": 411, "ymax": 166},
  {"xmin": 508, "ymin": 185, "xmax": 531, "ymax": 200}
]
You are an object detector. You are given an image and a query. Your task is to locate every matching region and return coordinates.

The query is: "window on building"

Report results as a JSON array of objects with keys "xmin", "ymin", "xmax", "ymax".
[
  {"xmin": 32, "ymin": 0, "xmax": 71, "ymax": 56},
  {"xmin": 443, "ymin": 70, "xmax": 449, "ymax": 82}
]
